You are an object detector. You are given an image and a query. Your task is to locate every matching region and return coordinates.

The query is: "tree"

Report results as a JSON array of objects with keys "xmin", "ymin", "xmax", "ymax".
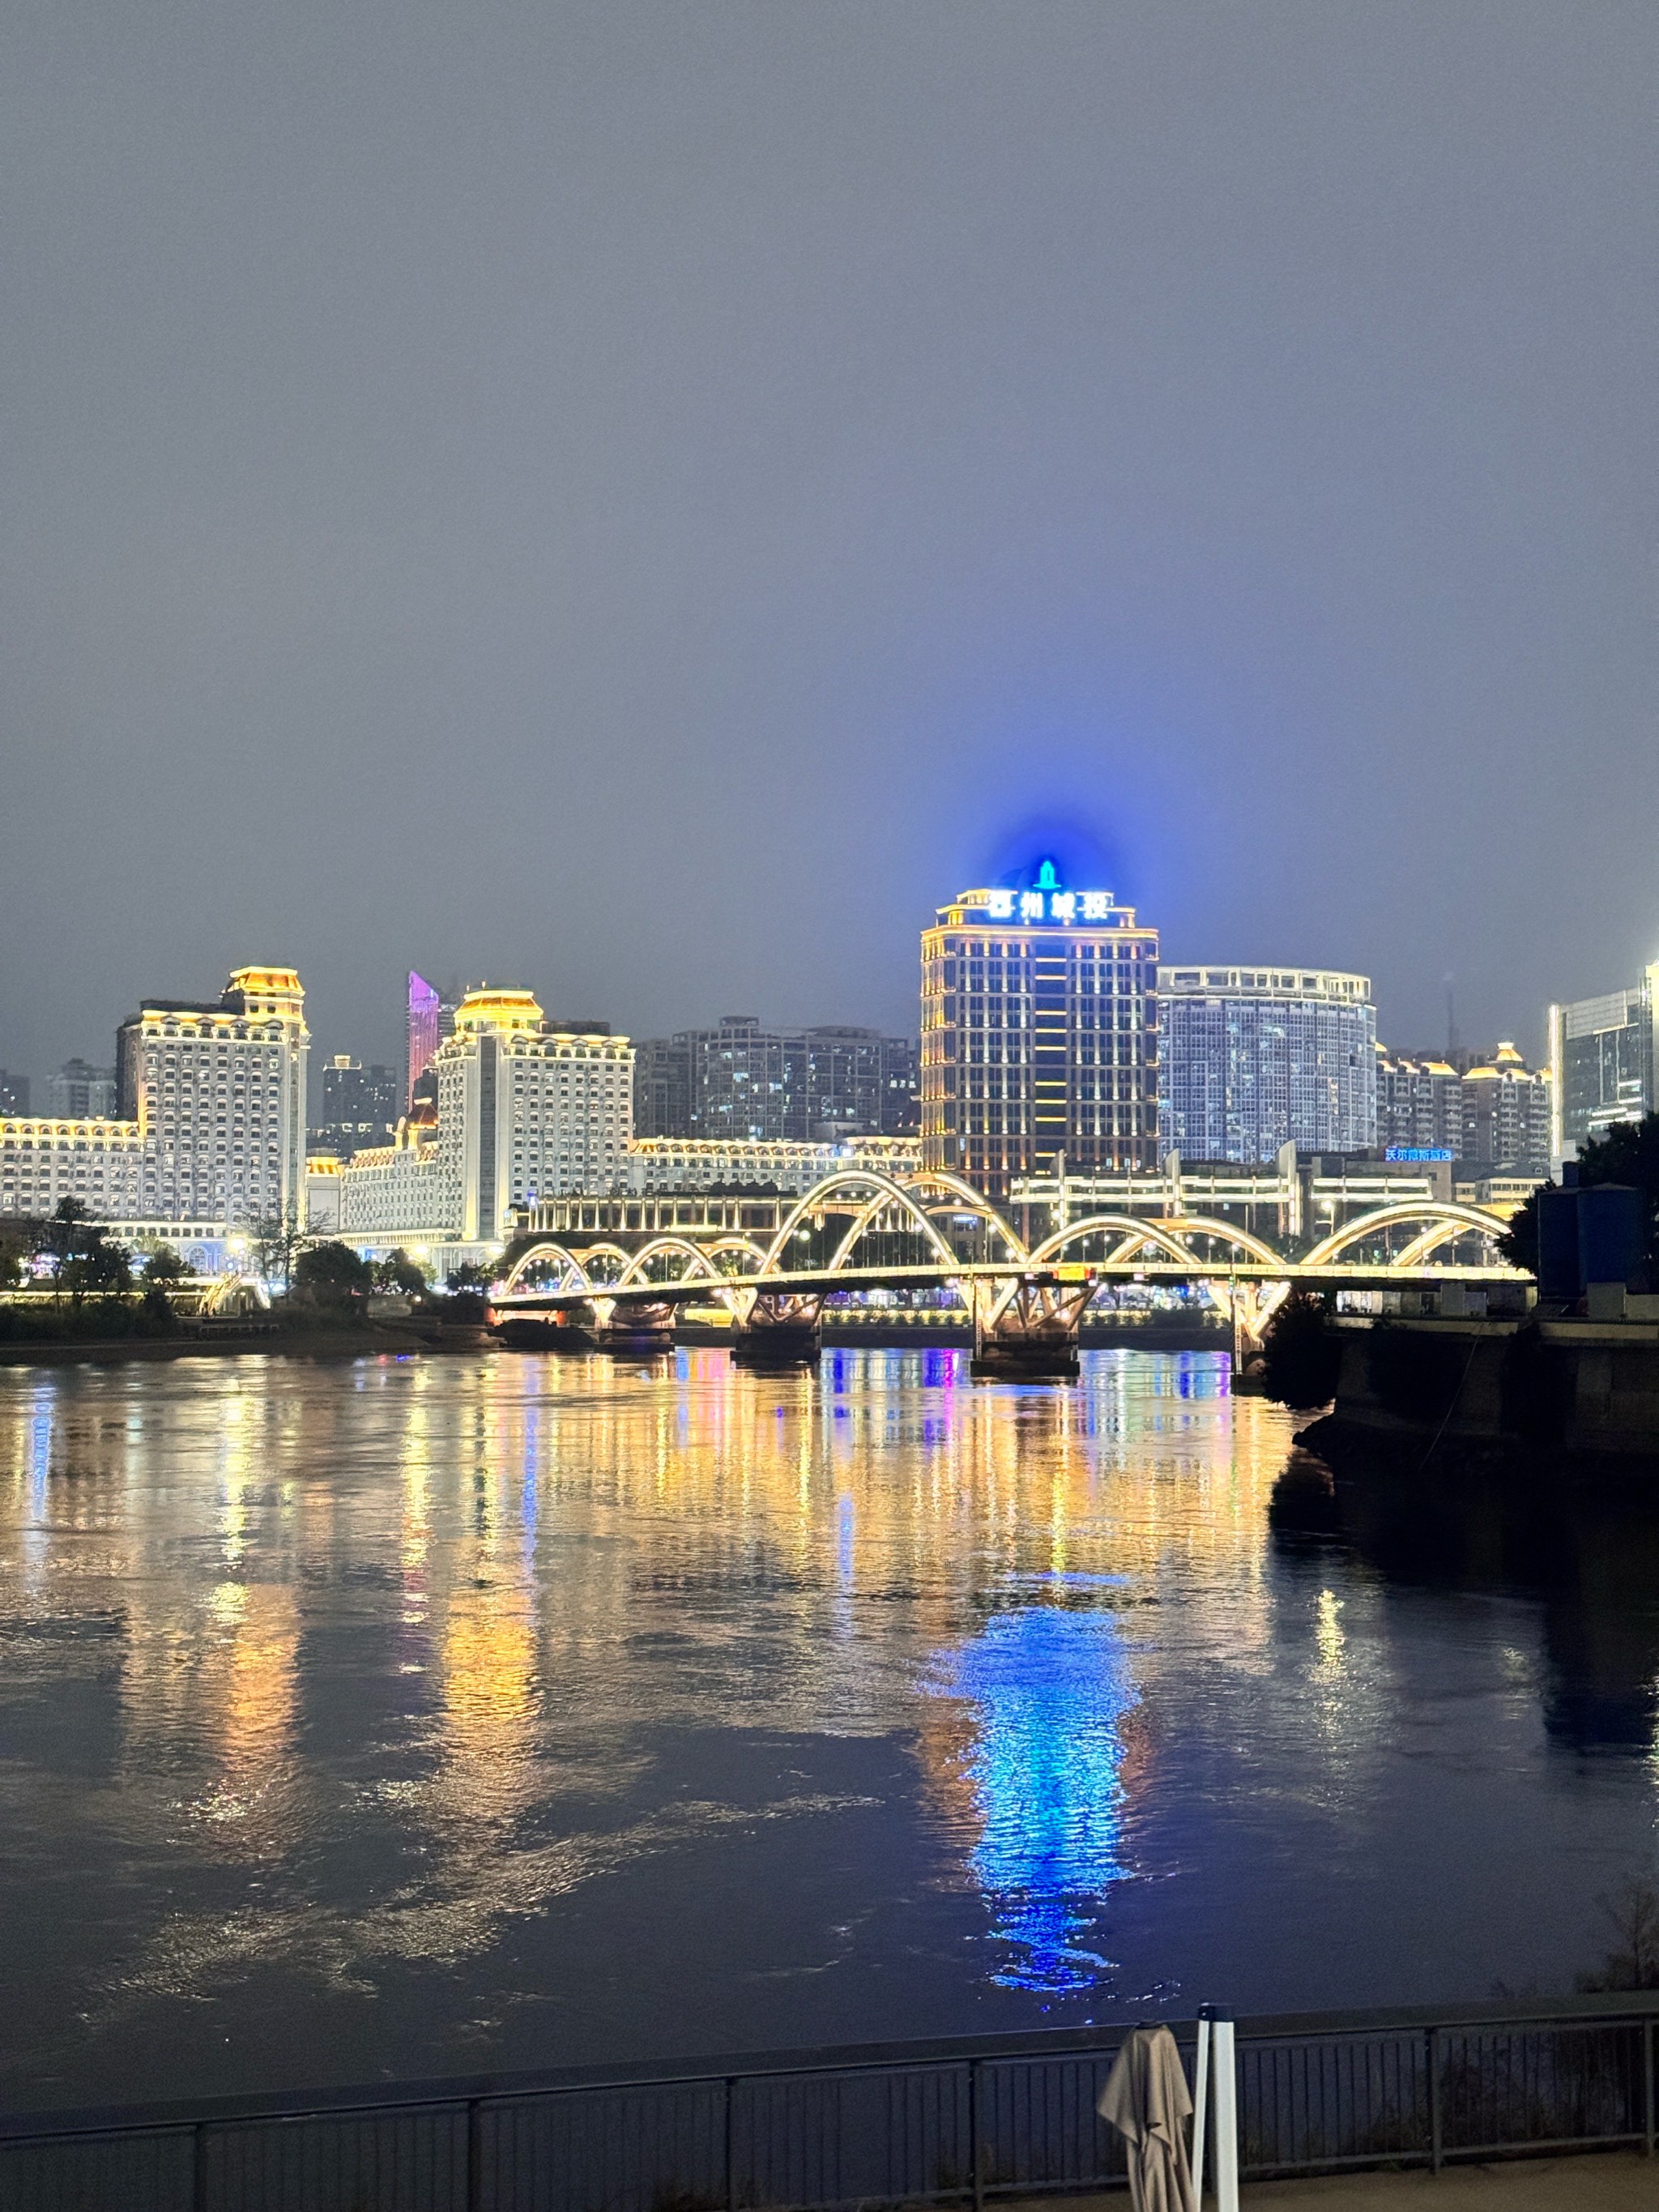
[
  {"xmin": 1576, "ymin": 1876, "xmax": 1659, "ymax": 1992},
  {"xmin": 373, "ymin": 1248, "xmax": 429, "ymax": 1296},
  {"xmin": 142, "ymin": 1245, "xmax": 187, "ymax": 1283},
  {"xmin": 0, "ymin": 1224, "xmax": 32, "ymax": 1291},
  {"xmin": 1258, "ymin": 1289, "xmax": 1344, "ymax": 1411},
  {"xmin": 249, "ymin": 1213, "xmax": 306, "ymax": 1288},
  {"xmin": 444, "ymin": 1261, "xmax": 494, "ymax": 1292},
  {"xmin": 58, "ymin": 1227, "xmax": 132, "ymax": 1303},
  {"xmin": 292, "ymin": 1241, "xmax": 372, "ymax": 1303},
  {"xmin": 1501, "ymin": 1111, "xmax": 1659, "ymax": 1276}
]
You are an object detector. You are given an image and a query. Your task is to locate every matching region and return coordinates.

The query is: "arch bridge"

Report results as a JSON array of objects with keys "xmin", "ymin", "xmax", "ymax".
[{"xmin": 488, "ymin": 1171, "xmax": 1526, "ymax": 1377}]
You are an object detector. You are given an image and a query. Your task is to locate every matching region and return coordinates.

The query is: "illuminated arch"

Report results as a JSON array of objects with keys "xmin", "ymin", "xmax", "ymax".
[
  {"xmin": 201, "ymin": 1272, "xmax": 272, "ymax": 1316},
  {"xmin": 763, "ymin": 1172, "xmax": 960, "ymax": 1274},
  {"xmin": 499, "ymin": 1240, "xmax": 595, "ymax": 1296},
  {"xmin": 1029, "ymin": 1212, "xmax": 1284, "ymax": 1270},
  {"xmin": 617, "ymin": 1236, "xmax": 733, "ymax": 1288},
  {"xmin": 895, "ymin": 1171, "xmax": 1030, "ymax": 1259},
  {"xmin": 1300, "ymin": 1202, "xmax": 1512, "ymax": 1270},
  {"xmin": 825, "ymin": 1171, "xmax": 1026, "ymax": 1273}
]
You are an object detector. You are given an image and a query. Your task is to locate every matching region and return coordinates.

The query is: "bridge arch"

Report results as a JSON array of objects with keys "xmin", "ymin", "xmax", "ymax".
[
  {"xmin": 1030, "ymin": 1212, "xmax": 1284, "ymax": 1270},
  {"xmin": 825, "ymin": 1171, "xmax": 1026, "ymax": 1273},
  {"xmin": 616, "ymin": 1236, "xmax": 730, "ymax": 1289},
  {"xmin": 498, "ymin": 1240, "xmax": 593, "ymax": 1296},
  {"xmin": 763, "ymin": 1171, "xmax": 960, "ymax": 1275},
  {"xmin": 1300, "ymin": 1201, "xmax": 1512, "ymax": 1270}
]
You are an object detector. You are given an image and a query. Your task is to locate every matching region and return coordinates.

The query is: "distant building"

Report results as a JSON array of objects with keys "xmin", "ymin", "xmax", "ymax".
[
  {"xmin": 0, "ymin": 1071, "xmax": 28, "ymax": 1116},
  {"xmin": 405, "ymin": 971, "xmax": 458, "ymax": 1109},
  {"xmin": 47, "ymin": 1059, "xmax": 117, "ymax": 1118},
  {"xmin": 633, "ymin": 1036, "xmax": 692, "ymax": 1138},
  {"xmin": 1376, "ymin": 1053, "xmax": 1465, "ymax": 1155},
  {"xmin": 632, "ymin": 1018, "xmax": 917, "ymax": 1142},
  {"xmin": 921, "ymin": 865, "xmax": 1160, "ymax": 1201},
  {"xmin": 310, "ymin": 1056, "xmax": 399, "ymax": 1159},
  {"xmin": 1549, "ymin": 966, "xmax": 1658, "ymax": 1159},
  {"xmin": 1458, "ymin": 1044, "xmax": 1551, "ymax": 1175},
  {"xmin": 802, "ymin": 1027, "xmax": 918, "ymax": 1138},
  {"xmin": 1158, "ymin": 967, "xmax": 1376, "ymax": 1164}
]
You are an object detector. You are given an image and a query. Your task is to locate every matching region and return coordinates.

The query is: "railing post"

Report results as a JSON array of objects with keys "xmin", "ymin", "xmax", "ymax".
[
  {"xmin": 1644, "ymin": 2020, "xmax": 1655, "ymax": 2158},
  {"xmin": 968, "ymin": 2058, "xmax": 984, "ymax": 2212},
  {"xmin": 467, "ymin": 2099, "xmax": 481, "ymax": 2212},
  {"xmin": 724, "ymin": 2077, "xmax": 737, "ymax": 2212},
  {"xmin": 1427, "ymin": 2028, "xmax": 1442, "ymax": 2176}
]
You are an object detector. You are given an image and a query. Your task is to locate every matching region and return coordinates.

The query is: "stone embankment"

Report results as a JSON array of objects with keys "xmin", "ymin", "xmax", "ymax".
[{"xmin": 1300, "ymin": 1314, "xmax": 1659, "ymax": 1473}]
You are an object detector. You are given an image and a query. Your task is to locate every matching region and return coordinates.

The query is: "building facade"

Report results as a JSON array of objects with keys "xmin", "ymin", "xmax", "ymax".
[
  {"xmin": 434, "ymin": 991, "xmax": 634, "ymax": 1241},
  {"xmin": 336, "ymin": 1120, "xmax": 450, "ymax": 1239},
  {"xmin": 1458, "ymin": 1045, "xmax": 1551, "ymax": 1174},
  {"xmin": 1549, "ymin": 967, "xmax": 1658, "ymax": 1159},
  {"xmin": 920, "ymin": 868, "xmax": 1160, "ymax": 1201},
  {"xmin": 310, "ymin": 1056, "xmax": 399, "ymax": 1159},
  {"xmin": 621, "ymin": 1134, "xmax": 921, "ymax": 1194},
  {"xmin": 1158, "ymin": 967, "xmax": 1376, "ymax": 1164},
  {"xmin": 0, "ymin": 1073, "xmax": 28, "ymax": 1117},
  {"xmin": 633, "ymin": 1019, "xmax": 917, "ymax": 1142},
  {"xmin": 406, "ymin": 971, "xmax": 458, "ymax": 1108},
  {"xmin": 48, "ymin": 1059, "xmax": 117, "ymax": 1117},
  {"xmin": 1376, "ymin": 1052, "xmax": 1465, "ymax": 1155},
  {"xmin": 0, "ymin": 1117, "xmax": 145, "ymax": 1218},
  {"xmin": 0, "ymin": 966, "xmax": 309, "ymax": 1236},
  {"xmin": 116, "ymin": 967, "xmax": 309, "ymax": 1228}
]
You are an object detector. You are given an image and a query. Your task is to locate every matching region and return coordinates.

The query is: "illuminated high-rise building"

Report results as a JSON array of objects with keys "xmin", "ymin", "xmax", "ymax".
[
  {"xmin": 406, "ymin": 971, "xmax": 460, "ymax": 1108},
  {"xmin": 920, "ymin": 863, "xmax": 1159, "ymax": 1202},
  {"xmin": 1159, "ymin": 967, "xmax": 1376, "ymax": 1163},
  {"xmin": 1549, "ymin": 966, "xmax": 1659, "ymax": 1159},
  {"xmin": 117, "ymin": 967, "xmax": 310, "ymax": 1228},
  {"xmin": 434, "ymin": 989, "xmax": 634, "ymax": 1240}
]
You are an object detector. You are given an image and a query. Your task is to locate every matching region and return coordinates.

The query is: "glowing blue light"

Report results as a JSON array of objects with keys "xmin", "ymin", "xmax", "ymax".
[{"xmin": 931, "ymin": 1598, "xmax": 1137, "ymax": 1993}]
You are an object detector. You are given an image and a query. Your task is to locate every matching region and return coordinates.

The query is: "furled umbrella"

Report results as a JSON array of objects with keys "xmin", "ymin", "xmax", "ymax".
[{"xmin": 1097, "ymin": 2025, "xmax": 1196, "ymax": 2212}]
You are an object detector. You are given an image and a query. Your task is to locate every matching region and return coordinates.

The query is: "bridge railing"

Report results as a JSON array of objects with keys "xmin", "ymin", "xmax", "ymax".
[{"xmin": 2, "ymin": 1996, "xmax": 1654, "ymax": 2212}]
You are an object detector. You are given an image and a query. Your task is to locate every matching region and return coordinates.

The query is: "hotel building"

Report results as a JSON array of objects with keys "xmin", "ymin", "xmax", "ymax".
[
  {"xmin": 1549, "ymin": 965, "xmax": 1658, "ymax": 1159},
  {"xmin": 0, "ymin": 965, "xmax": 309, "ymax": 1240},
  {"xmin": 1158, "ymin": 966, "xmax": 1377, "ymax": 1164},
  {"xmin": 920, "ymin": 869, "xmax": 1160, "ymax": 1202}
]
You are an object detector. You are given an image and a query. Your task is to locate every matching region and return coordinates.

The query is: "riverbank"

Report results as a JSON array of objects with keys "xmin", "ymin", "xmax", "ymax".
[
  {"xmin": 0, "ymin": 1322, "xmax": 493, "ymax": 1365},
  {"xmin": 1293, "ymin": 1314, "xmax": 1659, "ymax": 1478}
]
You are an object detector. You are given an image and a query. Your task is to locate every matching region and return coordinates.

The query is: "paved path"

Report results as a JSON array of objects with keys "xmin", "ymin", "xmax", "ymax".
[
  {"xmin": 1030, "ymin": 2155, "xmax": 1657, "ymax": 2210},
  {"xmin": 1240, "ymin": 2153, "xmax": 1657, "ymax": 2206}
]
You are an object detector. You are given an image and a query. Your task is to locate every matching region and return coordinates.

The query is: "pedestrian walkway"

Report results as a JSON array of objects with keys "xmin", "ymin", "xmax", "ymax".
[
  {"xmin": 1030, "ymin": 2154, "xmax": 1657, "ymax": 2212},
  {"xmin": 1239, "ymin": 2151, "xmax": 1656, "ymax": 2206}
]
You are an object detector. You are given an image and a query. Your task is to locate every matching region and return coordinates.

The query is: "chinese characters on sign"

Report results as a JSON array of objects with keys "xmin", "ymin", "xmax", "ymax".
[{"xmin": 983, "ymin": 890, "xmax": 1115, "ymax": 923}]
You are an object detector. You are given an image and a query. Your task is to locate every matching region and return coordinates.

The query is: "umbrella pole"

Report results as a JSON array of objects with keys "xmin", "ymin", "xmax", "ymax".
[
  {"xmin": 1212, "ymin": 2014, "xmax": 1239, "ymax": 2212},
  {"xmin": 1192, "ymin": 2015, "xmax": 1210, "ymax": 2206}
]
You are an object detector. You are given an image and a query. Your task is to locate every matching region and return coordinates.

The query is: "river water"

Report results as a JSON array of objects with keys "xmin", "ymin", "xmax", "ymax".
[{"xmin": 0, "ymin": 1346, "xmax": 1655, "ymax": 2112}]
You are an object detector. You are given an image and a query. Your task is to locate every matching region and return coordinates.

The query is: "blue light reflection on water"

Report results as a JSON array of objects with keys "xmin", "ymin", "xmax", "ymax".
[{"xmin": 931, "ymin": 1587, "xmax": 1137, "ymax": 1996}]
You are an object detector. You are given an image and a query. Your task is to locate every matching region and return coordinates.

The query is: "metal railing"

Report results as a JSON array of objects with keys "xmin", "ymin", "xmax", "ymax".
[{"xmin": 2, "ymin": 1995, "xmax": 1655, "ymax": 2212}]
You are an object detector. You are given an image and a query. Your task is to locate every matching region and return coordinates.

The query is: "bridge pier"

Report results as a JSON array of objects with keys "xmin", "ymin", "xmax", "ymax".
[
  {"xmin": 590, "ymin": 1299, "xmax": 678, "ymax": 1356},
  {"xmin": 970, "ymin": 1277, "xmax": 1090, "ymax": 1381},
  {"xmin": 731, "ymin": 1292, "xmax": 824, "ymax": 1369}
]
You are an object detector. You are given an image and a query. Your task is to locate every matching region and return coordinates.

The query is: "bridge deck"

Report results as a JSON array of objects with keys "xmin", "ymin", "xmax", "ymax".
[{"xmin": 492, "ymin": 1257, "xmax": 1528, "ymax": 1313}]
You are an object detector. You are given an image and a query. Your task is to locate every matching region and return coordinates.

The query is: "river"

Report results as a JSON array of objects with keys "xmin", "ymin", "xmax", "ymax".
[{"xmin": 0, "ymin": 1345, "xmax": 1654, "ymax": 2112}]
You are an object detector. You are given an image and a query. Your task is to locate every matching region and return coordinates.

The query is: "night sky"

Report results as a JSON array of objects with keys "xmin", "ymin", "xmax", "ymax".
[{"xmin": 2, "ymin": 2, "xmax": 1653, "ymax": 1080}]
